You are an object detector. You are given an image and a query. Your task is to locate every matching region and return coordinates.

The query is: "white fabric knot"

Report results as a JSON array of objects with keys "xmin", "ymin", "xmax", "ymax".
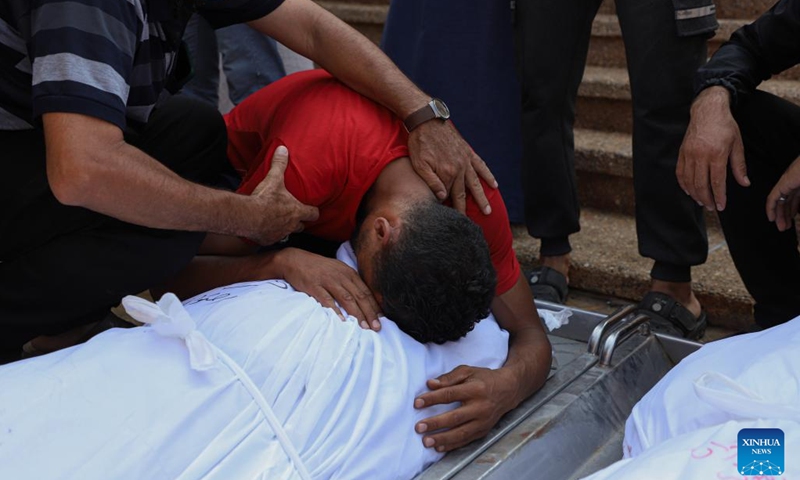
[{"xmin": 122, "ymin": 293, "xmax": 218, "ymax": 371}]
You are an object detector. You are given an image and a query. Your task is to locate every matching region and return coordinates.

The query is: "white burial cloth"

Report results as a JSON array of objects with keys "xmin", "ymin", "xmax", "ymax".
[
  {"xmin": 624, "ymin": 315, "xmax": 800, "ymax": 458},
  {"xmin": 0, "ymin": 243, "xmax": 509, "ymax": 479},
  {"xmin": 581, "ymin": 316, "xmax": 800, "ymax": 479}
]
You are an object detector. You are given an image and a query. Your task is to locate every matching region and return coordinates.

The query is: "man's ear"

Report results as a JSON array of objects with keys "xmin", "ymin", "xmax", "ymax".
[{"xmin": 373, "ymin": 217, "xmax": 395, "ymax": 247}]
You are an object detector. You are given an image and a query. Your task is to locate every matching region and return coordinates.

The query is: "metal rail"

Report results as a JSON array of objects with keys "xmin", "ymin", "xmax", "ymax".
[
  {"xmin": 599, "ymin": 313, "xmax": 651, "ymax": 366},
  {"xmin": 587, "ymin": 304, "xmax": 638, "ymax": 355}
]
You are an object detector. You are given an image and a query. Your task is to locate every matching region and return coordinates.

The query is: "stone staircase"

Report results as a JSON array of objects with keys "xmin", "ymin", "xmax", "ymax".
[{"xmin": 315, "ymin": 0, "xmax": 797, "ymax": 334}]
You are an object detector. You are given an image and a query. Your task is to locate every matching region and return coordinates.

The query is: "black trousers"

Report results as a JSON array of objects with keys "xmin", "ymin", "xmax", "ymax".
[
  {"xmin": 0, "ymin": 96, "xmax": 228, "ymax": 349},
  {"xmin": 721, "ymin": 90, "xmax": 800, "ymax": 328},
  {"xmin": 516, "ymin": 0, "xmax": 709, "ymax": 281}
]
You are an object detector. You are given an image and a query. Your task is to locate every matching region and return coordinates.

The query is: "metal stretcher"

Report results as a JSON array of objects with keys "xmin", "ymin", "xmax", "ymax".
[{"xmin": 416, "ymin": 300, "xmax": 703, "ymax": 480}]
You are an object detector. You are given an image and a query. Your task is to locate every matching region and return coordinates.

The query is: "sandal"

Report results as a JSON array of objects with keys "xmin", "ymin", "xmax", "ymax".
[
  {"xmin": 638, "ymin": 291, "xmax": 707, "ymax": 340},
  {"xmin": 528, "ymin": 266, "xmax": 569, "ymax": 304}
]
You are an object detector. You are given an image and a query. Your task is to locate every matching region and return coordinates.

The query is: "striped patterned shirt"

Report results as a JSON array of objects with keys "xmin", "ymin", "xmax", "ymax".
[{"xmin": 0, "ymin": 0, "xmax": 283, "ymax": 131}]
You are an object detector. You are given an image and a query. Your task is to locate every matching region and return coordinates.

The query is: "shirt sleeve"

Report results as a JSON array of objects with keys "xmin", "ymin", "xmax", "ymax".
[
  {"xmin": 29, "ymin": 0, "xmax": 141, "ymax": 128},
  {"xmin": 196, "ymin": 0, "xmax": 286, "ymax": 29},
  {"xmin": 695, "ymin": 0, "xmax": 800, "ymax": 106},
  {"xmin": 465, "ymin": 182, "xmax": 521, "ymax": 297}
]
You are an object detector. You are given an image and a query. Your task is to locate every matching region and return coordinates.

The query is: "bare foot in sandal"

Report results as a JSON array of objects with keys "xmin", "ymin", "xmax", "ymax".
[{"xmin": 540, "ymin": 254, "xmax": 570, "ymax": 283}]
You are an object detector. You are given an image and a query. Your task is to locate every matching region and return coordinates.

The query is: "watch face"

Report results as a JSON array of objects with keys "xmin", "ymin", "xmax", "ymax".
[{"xmin": 431, "ymin": 98, "xmax": 450, "ymax": 119}]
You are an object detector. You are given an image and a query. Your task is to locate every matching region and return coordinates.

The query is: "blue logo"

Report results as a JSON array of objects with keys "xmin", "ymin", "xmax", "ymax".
[{"xmin": 738, "ymin": 428, "xmax": 784, "ymax": 476}]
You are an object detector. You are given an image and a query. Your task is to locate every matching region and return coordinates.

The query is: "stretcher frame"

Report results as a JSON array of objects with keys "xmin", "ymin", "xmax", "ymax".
[{"xmin": 415, "ymin": 300, "xmax": 702, "ymax": 480}]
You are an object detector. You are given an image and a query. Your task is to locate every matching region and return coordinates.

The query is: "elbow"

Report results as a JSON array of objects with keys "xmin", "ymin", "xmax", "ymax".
[{"xmin": 46, "ymin": 153, "xmax": 97, "ymax": 207}]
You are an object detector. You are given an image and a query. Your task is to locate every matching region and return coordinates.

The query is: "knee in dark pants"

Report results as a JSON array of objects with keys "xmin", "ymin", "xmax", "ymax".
[
  {"xmin": 733, "ymin": 91, "xmax": 800, "ymax": 164},
  {"xmin": 719, "ymin": 92, "xmax": 800, "ymax": 328}
]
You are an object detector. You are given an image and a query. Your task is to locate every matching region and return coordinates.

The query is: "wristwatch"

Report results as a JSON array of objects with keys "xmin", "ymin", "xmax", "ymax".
[{"xmin": 403, "ymin": 98, "xmax": 450, "ymax": 132}]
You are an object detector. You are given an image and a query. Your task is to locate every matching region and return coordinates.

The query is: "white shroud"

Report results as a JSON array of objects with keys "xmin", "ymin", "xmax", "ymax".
[{"xmin": 0, "ymin": 243, "xmax": 509, "ymax": 479}]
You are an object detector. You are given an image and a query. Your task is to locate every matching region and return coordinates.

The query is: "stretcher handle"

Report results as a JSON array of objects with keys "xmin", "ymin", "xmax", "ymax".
[
  {"xmin": 599, "ymin": 313, "xmax": 651, "ymax": 366},
  {"xmin": 587, "ymin": 304, "xmax": 638, "ymax": 355}
]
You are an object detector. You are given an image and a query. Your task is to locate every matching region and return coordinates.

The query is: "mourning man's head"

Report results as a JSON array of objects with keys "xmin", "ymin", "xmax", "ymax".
[{"xmin": 351, "ymin": 201, "xmax": 496, "ymax": 344}]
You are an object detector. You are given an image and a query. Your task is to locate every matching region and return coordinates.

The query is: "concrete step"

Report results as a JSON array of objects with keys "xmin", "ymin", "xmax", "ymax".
[
  {"xmin": 598, "ymin": 0, "xmax": 776, "ymax": 20},
  {"xmin": 713, "ymin": 0, "xmax": 776, "ymax": 18},
  {"xmin": 512, "ymin": 208, "xmax": 755, "ymax": 334},
  {"xmin": 575, "ymin": 128, "xmax": 631, "ymax": 179},
  {"xmin": 588, "ymin": 15, "xmax": 800, "ymax": 81},
  {"xmin": 575, "ymin": 66, "xmax": 800, "ymax": 134}
]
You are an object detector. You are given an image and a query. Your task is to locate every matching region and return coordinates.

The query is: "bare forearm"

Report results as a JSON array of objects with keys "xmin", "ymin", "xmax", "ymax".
[
  {"xmin": 62, "ymin": 141, "xmax": 253, "ymax": 235},
  {"xmin": 503, "ymin": 325, "xmax": 552, "ymax": 402},
  {"xmin": 251, "ymin": 0, "xmax": 428, "ymax": 118},
  {"xmin": 305, "ymin": 11, "xmax": 426, "ymax": 117},
  {"xmin": 492, "ymin": 275, "xmax": 553, "ymax": 404},
  {"xmin": 44, "ymin": 113, "xmax": 317, "ymax": 246},
  {"xmin": 692, "ymin": 86, "xmax": 731, "ymax": 115},
  {"xmin": 44, "ymin": 112, "xmax": 256, "ymax": 237}
]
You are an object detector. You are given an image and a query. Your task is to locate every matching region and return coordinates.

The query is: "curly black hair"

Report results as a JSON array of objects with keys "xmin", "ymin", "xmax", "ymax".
[{"xmin": 369, "ymin": 202, "xmax": 497, "ymax": 344}]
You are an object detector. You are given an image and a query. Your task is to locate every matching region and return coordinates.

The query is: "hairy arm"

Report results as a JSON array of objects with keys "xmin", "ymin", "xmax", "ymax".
[
  {"xmin": 491, "ymin": 276, "xmax": 553, "ymax": 401},
  {"xmin": 43, "ymin": 114, "xmax": 318, "ymax": 244},
  {"xmin": 249, "ymin": 0, "xmax": 425, "ymax": 123},
  {"xmin": 413, "ymin": 274, "xmax": 552, "ymax": 452}
]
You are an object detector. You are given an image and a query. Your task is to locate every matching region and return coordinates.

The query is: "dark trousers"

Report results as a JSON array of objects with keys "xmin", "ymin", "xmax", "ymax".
[
  {"xmin": 516, "ymin": 0, "xmax": 709, "ymax": 281},
  {"xmin": 722, "ymin": 90, "xmax": 800, "ymax": 328},
  {"xmin": 0, "ymin": 96, "xmax": 228, "ymax": 349}
]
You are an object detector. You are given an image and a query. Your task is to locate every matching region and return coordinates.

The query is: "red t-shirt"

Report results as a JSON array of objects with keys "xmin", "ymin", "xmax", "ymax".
[{"xmin": 224, "ymin": 70, "xmax": 521, "ymax": 295}]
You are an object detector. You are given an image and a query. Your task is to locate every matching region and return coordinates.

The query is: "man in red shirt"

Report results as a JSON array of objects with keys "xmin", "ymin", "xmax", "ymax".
[{"xmin": 167, "ymin": 70, "xmax": 552, "ymax": 453}]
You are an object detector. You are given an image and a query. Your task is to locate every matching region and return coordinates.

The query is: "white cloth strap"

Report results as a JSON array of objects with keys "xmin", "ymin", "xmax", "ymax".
[
  {"xmin": 213, "ymin": 341, "xmax": 312, "ymax": 480},
  {"xmin": 122, "ymin": 294, "xmax": 312, "ymax": 480}
]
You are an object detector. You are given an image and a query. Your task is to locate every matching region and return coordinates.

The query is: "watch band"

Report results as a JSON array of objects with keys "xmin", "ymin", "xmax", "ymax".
[
  {"xmin": 403, "ymin": 105, "xmax": 437, "ymax": 132},
  {"xmin": 403, "ymin": 98, "xmax": 450, "ymax": 132}
]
